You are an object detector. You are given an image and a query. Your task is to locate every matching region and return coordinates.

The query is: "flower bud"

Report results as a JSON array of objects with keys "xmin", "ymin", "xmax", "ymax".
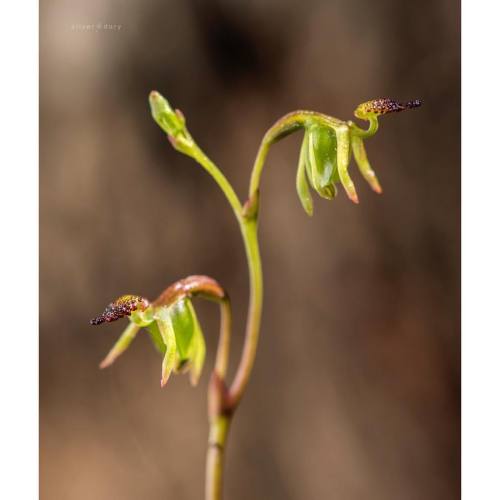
[{"xmin": 149, "ymin": 90, "xmax": 186, "ymax": 137}]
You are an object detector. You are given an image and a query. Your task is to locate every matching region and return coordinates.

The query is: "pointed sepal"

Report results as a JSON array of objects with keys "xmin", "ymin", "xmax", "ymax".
[
  {"xmin": 156, "ymin": 307, "xmax": 178, "ymax": 388},
  {"xmin": 99, "ymin": 321, "xmax": 141, "ymax": 369},
  {"xmin": 351, "ymin": 135, "xmax": 382, "ymax": 194},
  {"xmin": 336, "ymin": 125, "xmax": 358, "ymax": 203},
  {"xmin": 296, "ymin": 134, "xmax": 314, "ymax": 216}
]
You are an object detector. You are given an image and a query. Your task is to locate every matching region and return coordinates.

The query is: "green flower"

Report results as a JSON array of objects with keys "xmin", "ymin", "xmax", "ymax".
[
  {"xmin": 90, "ymin": 276, "xmax": 227, "ymax": 387},
  {"xmin": 296, "ymin": 121, "xmax": 358, "ymax": 212},
  {"xmin": 295, "ymin": 98, "xmax": 421, "ymax": 215}
]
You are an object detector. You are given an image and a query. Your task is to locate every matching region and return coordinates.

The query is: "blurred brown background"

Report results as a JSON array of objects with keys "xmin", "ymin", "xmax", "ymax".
[{"xmin": 40, "ymin": 1, "xmax": 460, "ymax": 499}]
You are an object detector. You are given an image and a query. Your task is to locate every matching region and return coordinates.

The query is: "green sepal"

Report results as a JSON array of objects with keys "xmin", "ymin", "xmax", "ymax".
[
  {"xmin": 169, "ymin": 299, "xmax": 196, "ymax": 360},
  {"xmin": 307, "ymin": 125, "xmax": 338, "ymax": 199},
  {"xmin": 146, "ymin": 321, "xmax": 167, "ymax": 355},
  {"xmin": 187, "ymin": 311, "xmax": 206, "ymax": 386},
  {"xmin": 169, "ymin": 299, "xmax": 206, "ymax": 384},
  {"xmin": 351, "ymin": 134, "xmax": 382, "ymax": 193},
  {"xmin": 99, "ymin": 321, "xmax": 141, "ymax": 369},
  {"xmin": 296, "ymin": 133, "xmax": 314, "ymax": 216},
  {"xmin": 156, "ymin": 307, "xmax": 178, "ymax": 387}
]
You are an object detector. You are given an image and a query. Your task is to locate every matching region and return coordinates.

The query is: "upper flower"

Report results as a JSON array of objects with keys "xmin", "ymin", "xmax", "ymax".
[{"xmin": 295, "ymin": 97, "xmax": 421, "ymax": 214}]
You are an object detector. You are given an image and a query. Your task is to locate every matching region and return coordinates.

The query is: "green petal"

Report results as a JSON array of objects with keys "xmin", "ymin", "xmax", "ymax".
[
  {"xmin": 146, "ymin": 321, "xmax": 166, "ymax": 355},
  {"xmin": 169, "ymin": 299, "xmax": 196, "ymax": 360},
  {"xmin": 307, "ymin": 125, "xmax": 337, "ymax": 200},
  {"xmin": 189, "ymin": 319, "xmax": 206, "ymax": 386},
  {"xmin": 309, "ymin": 126, "xmax": 337, "ymax": 190},
  {"xmin": 99, "ymin": 321, "xmax": 141, "ymax": 369},
  {"xmin": 351, "ymin": 135, "xmax": 382, "ymax": 193},
  {"xmin": 156, "ymin": 308, "xmax": 177, "ymax": 387},
  {"xmin": 336, "ymin": 125, "xmax": 358, "ymax": 203},
  {"xmin": 296, "ymin": 133, "xmax": 314, "ymax": 216}
]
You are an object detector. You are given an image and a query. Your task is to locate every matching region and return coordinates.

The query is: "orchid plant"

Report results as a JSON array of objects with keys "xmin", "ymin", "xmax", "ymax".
[{"xmin": 90, "ymin": 92, "xmax": 421, "ymax": 499}]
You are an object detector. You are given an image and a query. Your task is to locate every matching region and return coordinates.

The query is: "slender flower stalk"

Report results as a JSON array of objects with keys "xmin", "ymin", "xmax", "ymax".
[{"xmin": 91, "ymin": 92, "xmax": 421, "ymax": 499}]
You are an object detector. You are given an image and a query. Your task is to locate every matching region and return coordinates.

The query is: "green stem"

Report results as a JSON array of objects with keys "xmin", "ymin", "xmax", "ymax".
[
  {"xmin": 227, "ymin": 218, "xmax": 263, "ymax": 408},
  {"xmin": 188, "ymin": 140, "xmax": 264, "ymax": 410},
  {"xmin": 214, "ymin": 297, "xmax": 232, "ymax": 380},
  {"xmin": 348, "ymin": 116, "xmax": 379, "ymax": 139},
  {"xmin": 205, "ymin": 415, "xmax": 230, "ymax": 500},
  {"xmin": 204, "ymin": 219, "xmax": 262, "ymax": 500},
  {"xmin": 189, "ymin": 142, "xmax": 243, "ymax": 218}
]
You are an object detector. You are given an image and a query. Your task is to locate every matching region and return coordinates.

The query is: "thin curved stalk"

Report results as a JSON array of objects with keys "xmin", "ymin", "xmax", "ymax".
[
  {"xmin": 214, "ymin": 297, "xmax": 232, "ymax": 380},
  {"xmin": 227, "ymin": 218, "xmax": 262, "ymax": 408},
  {"xmin": 188, "ymin": 142, "xmax": 243, "ymax": 219}
]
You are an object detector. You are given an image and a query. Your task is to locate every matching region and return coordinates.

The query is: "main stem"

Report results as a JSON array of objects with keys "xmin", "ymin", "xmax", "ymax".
[{"xmin": 204, "ymin": 219, "xmax": 262, "ymax": 500}]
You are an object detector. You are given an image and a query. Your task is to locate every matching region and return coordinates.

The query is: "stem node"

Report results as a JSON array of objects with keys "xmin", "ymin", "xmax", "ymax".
[{"xmin": 241, "ymin": 189, "xmax": 260, "ymax": 221}]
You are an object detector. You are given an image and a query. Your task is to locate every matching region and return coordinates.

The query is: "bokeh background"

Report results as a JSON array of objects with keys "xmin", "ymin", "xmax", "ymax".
[{"xmin": 40, "ymin": 1, "xmax": 460, "ymax": 499}]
